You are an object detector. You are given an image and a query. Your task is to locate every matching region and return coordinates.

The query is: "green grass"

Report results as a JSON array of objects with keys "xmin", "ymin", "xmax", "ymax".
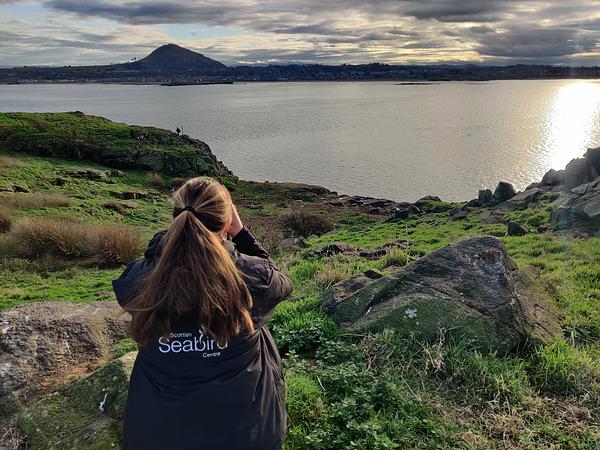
[{"xmin": 1, "ymin": 125, "xmax": 599, "ymax": 448}]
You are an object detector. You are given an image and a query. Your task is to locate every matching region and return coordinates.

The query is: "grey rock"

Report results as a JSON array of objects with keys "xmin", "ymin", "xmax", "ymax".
[
  {"xmin": 324, "ymin": 236, "xmax": 561, "ymax": 354},
  {"xmin": 450, "ymin": 210, "xmax": 468, "ymax": 221},
  {"xmin": 387, "ymin": 204, "xmax": 423, "ymax": 221},
  {"xmin": 281, "ymin": 237, "xmax": 307, "ymax": 248},
  {"xmin": 552, "ymin": 206, "xmax": 572, "ymax": 230},
  {"xmin": 504, "ymin": 188, "xmax": 543, "ymax": 207},
  {"xmin": 478, "ymin": 189, "xmax": 493, "ymax": 205},
  {"xmin": 492, "ymin": 181, "xmax": 517, "ymax": 204},
  {"xmin": 306, "ymin": 243, "xmax": 358, "ymax": 257},
  {"xmin": 63, "ymin": 168, "xmax": 107, "ymax": 181},
  {"xmin": 111, "ymin": 190, "xmax": 150, "ymax": 200},
  {"xmin": 541, "ymin": 168, "xmax": 565, "ymax": 187},
  {"xmin": 507, "ymin": 221, "xmax": 529, "ymax": 236},
  {"xmin": 565, "ymin": 158, "xmax": 594, "ymax": 189},
  {"xmin": 0, "ymin": 301, "xmax": 130, "ymax": 396},
  {"xmin": 12, "ymin": 185, "xmax": 29, "ymax": 193},
  {"xmin": 52, "ymin": 177, "xmax": 70, "ymax": 186}
]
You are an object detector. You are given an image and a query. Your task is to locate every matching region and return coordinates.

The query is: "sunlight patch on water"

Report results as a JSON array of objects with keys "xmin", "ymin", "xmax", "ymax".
[{"xmin": 545, "ymin": 81, "xmax": 600, "ymax": 170}]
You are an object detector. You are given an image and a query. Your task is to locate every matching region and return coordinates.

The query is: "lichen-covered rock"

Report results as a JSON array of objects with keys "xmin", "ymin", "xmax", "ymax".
[
  {"xmin": 0, "ymin": 301, "xmax": 130, "ymax": 396},
  {"xmin": 324, "ymin": 236, "xmax": 561, "ymax": 354},
  {"xmin": 16, "ymin": 352, "xmax": 136, "ymax": 450}
]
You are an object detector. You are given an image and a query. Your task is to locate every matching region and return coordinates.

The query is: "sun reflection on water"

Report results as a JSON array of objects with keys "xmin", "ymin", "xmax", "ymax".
[{"xmin": 545, "ymin": 81, "xmax": 600, "ymax": 170}]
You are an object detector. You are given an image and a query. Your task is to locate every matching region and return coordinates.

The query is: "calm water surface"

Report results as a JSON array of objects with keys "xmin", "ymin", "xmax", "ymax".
[{"xmin": 2, "ymin": 80, "xmax": 600, "ymax": 202}]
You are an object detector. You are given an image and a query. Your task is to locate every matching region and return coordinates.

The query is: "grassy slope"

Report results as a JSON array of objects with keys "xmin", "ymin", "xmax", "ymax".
[{"xmin": 1, "ymin": 125, "xmax": 599, "ymax": 448}]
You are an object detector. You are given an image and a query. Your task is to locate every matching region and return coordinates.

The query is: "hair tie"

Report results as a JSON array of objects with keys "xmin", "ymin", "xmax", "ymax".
[{"xmin": 173, "ymin": 206, "xmax": 199, "ymax": 218}]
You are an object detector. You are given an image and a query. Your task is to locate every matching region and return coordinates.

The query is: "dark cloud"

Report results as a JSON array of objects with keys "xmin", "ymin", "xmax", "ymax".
[
  {"xmin": 2, "ymin": 0, "xmax": 600, "ymax": 66},
  {"xmin": 478, "ymin": 27, "xmax": 599, "ymax": 58},
  {"xmin": 402, "ymin": 0, "xmax": 511, "ymax": 22}
]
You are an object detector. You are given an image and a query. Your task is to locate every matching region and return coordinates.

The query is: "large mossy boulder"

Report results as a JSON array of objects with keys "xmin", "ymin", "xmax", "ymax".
[
  {"xmin": 0, "ymin": 112, "xmax": 232, "ymax": 177},
  {"xmin": 324, "ymin": 236, "xmax": 561, "ymax": 354},
  {"xmin": 0, "ymin": 301, "xmax": 130, "ymax": 396},
  {"xmin": 17, "ymin": 352, "xmax": 136, "ymax": 450}
]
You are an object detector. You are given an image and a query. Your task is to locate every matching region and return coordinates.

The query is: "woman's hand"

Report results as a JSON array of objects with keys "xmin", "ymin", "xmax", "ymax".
[{"xmin": 228, "ymin": 203, "xmax": 244, "ymax": 238}]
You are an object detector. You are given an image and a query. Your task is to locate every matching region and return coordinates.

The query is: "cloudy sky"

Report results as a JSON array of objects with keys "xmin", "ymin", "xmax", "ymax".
[{"xmin": 1, "ymin": 0, "xmax": 600, "ymax": 67}]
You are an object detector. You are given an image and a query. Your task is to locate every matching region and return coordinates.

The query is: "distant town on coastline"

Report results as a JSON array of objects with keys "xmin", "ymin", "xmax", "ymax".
[{"xmin": 1, "ymin": 43, "xmax": 600, "ymax": 85}]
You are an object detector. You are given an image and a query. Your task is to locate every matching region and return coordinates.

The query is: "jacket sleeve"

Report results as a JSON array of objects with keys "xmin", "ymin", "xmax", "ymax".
[
  {"xmin": 233, "ymin": 229, "xmax": 293, "ymax": 323},
  {"xmin": 112, "ymin": 258, "xmax": 153, "ymax": 307},
  {"xmin": 232, "ymin": 227, "xmax": 270, "ymax": 260}
]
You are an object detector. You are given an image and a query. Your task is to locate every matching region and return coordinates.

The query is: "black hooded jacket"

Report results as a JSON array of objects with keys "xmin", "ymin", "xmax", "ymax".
[{"xmin": 112, "ymin": 228, "xmax": 293, "ymax": 450}]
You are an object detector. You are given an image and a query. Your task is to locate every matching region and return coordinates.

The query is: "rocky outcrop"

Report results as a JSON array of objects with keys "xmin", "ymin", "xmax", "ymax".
[
  {"xmin": 17, "ymin": 352, "xmax": 136, "ymax": 450},
  {"xmin": 550, "ymin": 177, "xmax": 600, "ymax": 229},
  {"xmin": 537, "ymin": 148, "xmax": 600, "ymax": 191},
  {"xmin": 0, "ymin": 301, "xmax": 130, "ymax": 396},
  {"xmin": 324, "ymin": 236, "xmax": 561, "ymax": 354},
  {"xmin": 492, "ymin": 181, "xmax": 517, "ymax": 204},
  {"xmin": 306, "ymin": 239, "xmax": 411, "ymax": 260},
  {"xmin": 1, "ymin": 112, "xmax": 232, "ymax": 178}
]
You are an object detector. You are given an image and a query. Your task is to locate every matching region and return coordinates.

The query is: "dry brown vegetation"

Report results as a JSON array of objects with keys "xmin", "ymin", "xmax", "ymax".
[
  {"xmin": 92, "ymin": 224, "xmax": 142, "ymax": 267},
  {"xmin": 147, "ymin": 172, "xmax": 165, "ymax": 189},
  {"xmin": 0, "ymin": 154, "xmax": 23, "ymax": 173},
  {"xmin": 0, "ymin": 192, "xmax": 71, "ymax": 209},
  {"xmin": 243, "ymin": 215, "xmax": 284, "ymax": 254},
  {"xmin": 102, "ymin": 199, "xmax": 126, "ymax": 215},
  {"xmin": 9, "ymin": 217, "xmax": 141, "ymax": 267},
  {"xmin": 280, "ymin": 210, "xmax": 333, "ymax": 237},
  {"xmin": 0, "ymin": 209, "xmax": 12, "ymax": 233}
]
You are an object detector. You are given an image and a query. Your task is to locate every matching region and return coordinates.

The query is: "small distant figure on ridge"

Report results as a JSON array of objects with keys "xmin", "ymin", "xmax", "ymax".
[{"xmin": 175, "ymin": 126, "xmax": 181, "ymax": 136}]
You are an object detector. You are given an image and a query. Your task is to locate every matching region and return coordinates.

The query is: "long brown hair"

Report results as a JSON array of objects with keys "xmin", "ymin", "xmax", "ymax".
[{"xmin": 125, "ymin": 177, "xmax": 255, "ymax": 347}]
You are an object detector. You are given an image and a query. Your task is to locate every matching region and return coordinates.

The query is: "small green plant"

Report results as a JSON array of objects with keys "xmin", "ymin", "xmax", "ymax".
[{"xmin": 113, "ymin": 338, "xmax": 138, "ymax": 359}]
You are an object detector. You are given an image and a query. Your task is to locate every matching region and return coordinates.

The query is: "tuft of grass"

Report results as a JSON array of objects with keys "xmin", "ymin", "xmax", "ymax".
[
  {"xmin": 0, "ymin": 209, "xmax": 12, "ymax": 233},
  {"xmin": 0, "ymin": 192, "xmax": 71, "ymax": 210},
  {"xmin": 12, "ymin": 217, "xmax": 90, "ymax": 259},
  {"xmin": 0, "ymin": 154, "xmax": 23, "ymax": 173},
  {"xmin": 281, "ymin": 210, "xmax": 333, "ymax": 237},
  {"xmin": 528, "ymin": 338, "xmax": 600, "ymax": 399},
  {"xmin": 92, "ymin": 224, "xmax": 142, "ymax": 267},
  {"xmin": 147, "ymin": 172, "xmax": 165, "ymax": 189},
  {"xmin": 9, "ymin": 217, "xmax": 141, "ymax": 267}
]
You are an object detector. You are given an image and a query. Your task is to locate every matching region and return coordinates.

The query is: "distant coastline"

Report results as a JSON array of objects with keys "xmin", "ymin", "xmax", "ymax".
[{"xmin": 3, "ymin": 43, "xmax": 600, "ymax": 85}]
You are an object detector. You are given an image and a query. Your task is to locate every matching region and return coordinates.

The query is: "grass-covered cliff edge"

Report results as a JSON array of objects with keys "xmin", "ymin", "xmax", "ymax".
[{"xmin": 1, "ymin": 112, "xmax": 599, "ymax": 449}]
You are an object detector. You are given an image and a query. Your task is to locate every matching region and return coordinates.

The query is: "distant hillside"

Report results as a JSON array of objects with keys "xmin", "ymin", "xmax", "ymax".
[{"xmin": 127, "ymin": 44, "xmax": 227, "ymax": 72}]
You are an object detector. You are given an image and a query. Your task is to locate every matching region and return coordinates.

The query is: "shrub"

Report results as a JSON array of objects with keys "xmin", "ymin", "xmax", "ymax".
[
  {"xmin": 272, "ymin": 311, "xmax": 339, "ymax": 354},
  {"xmin": 0, "ymin": 192, "xmax": 71, "ymax": 210},
  {"xmin": 9, "ymin": 217, "xmax": 141, "ymax": 267},
  {"xmin": 243, "ymin": 216, "xmax": 284, "ymax": 255},
  {"xmin": 92, "ymin": 224, "xmax": 142, "ymax": 267},
  {"xmin": 280, "ymin": 211, "xmax": 333, "ymax": 237},
  {"xmin": 0, "ymin": 209, "xmax": 12, "ymax": 233},
  {"xmin": 147, "ymin": 172, "xmax": 165, "ymax": 188},
  {"xmin": 12, "ymin": 217, "xmax": 90, "ymax": 259}
]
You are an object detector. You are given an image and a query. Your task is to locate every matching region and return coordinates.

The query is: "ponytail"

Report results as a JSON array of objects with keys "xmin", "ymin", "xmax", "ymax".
[{"xmin": 125, "ymin": 177, "xmax": 255, "ymax": 347}]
